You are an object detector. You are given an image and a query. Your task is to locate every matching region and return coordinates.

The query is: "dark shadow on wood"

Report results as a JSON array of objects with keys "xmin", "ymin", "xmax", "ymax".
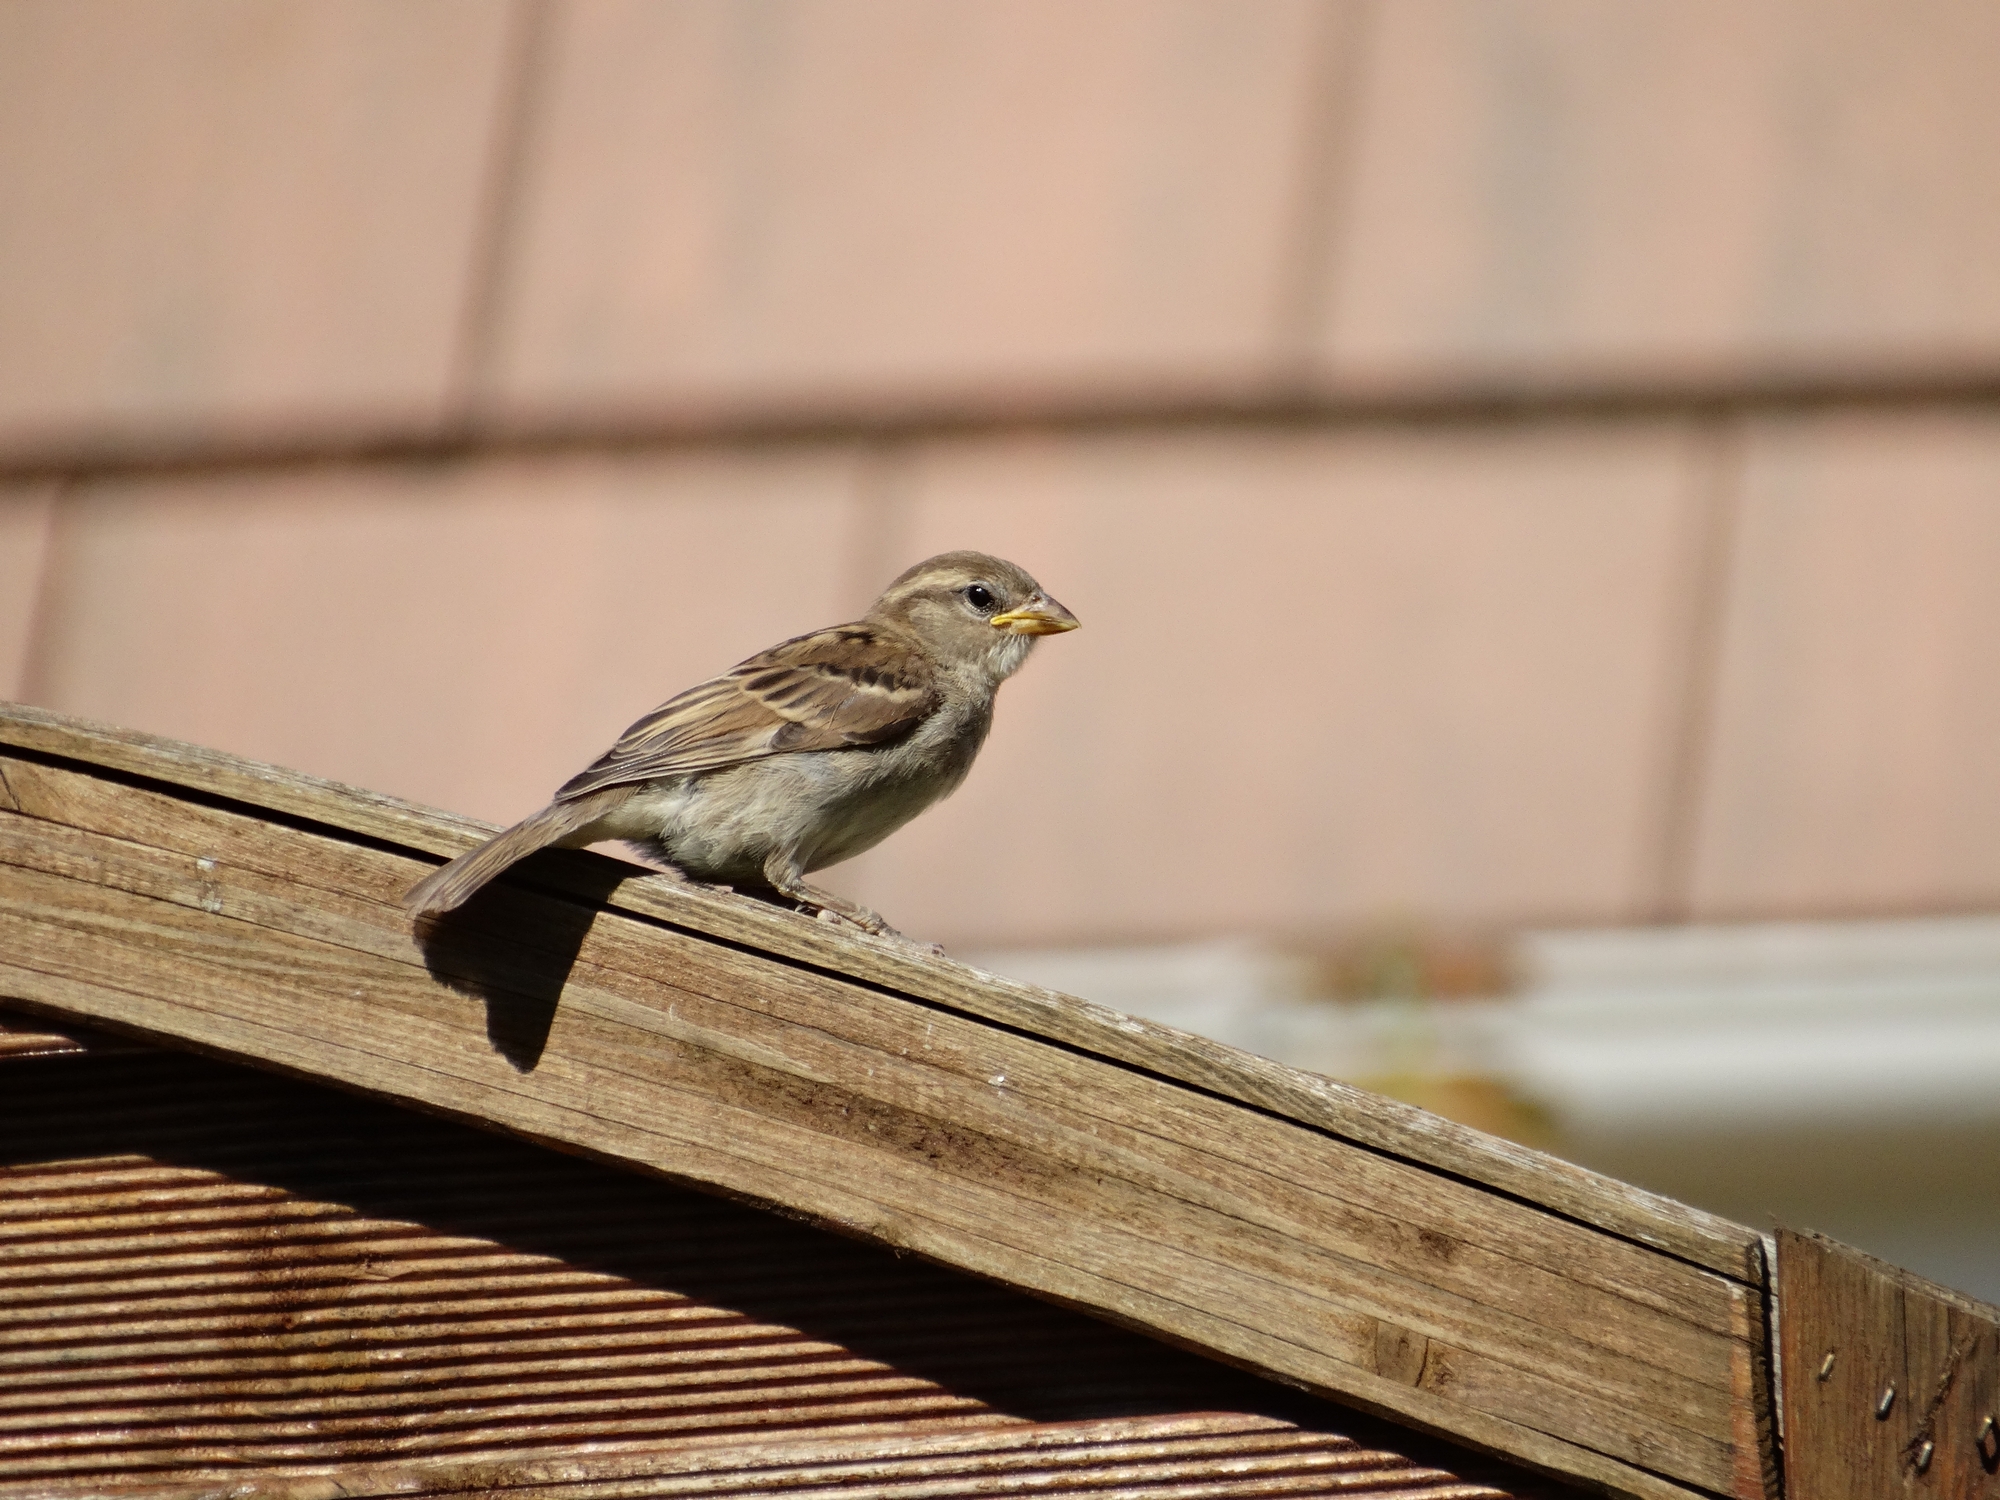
[
  {"xmin": 2, "ymin": 1050, "xmax": 1593, "ymax": 1499},
  {"xmin": 411, "ymin": 850, "xmax": 639, "ymax": 1072}
]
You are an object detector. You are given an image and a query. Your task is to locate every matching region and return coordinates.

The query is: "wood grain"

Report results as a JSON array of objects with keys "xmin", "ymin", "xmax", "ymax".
[
  {"xmin": 0, "ymin": 753, "xmax": 1752, "ymax": 1345},
  {"xmin": 0, "ymin": 702, "xmax": 1765, "ymax": 1285},
  {"xmin": 70, "ymin": 1413, "xmax": 1552, "ymax": 1500},
  {"xmin": 1776, "ymin": 1228, "xmax": 1999, "ymax": 1499},
  {"xmin": 1, "ymin": 1050, "xmax": 1595, "ymax": 1499},
  {"xmin": 0, "ymin": 707, "xmax": 1777, "ymax": 1499}
]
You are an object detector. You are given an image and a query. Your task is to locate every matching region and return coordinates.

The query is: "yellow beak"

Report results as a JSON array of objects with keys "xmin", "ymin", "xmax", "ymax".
[{"xmin": 990, "ymin": 593, "xmax": 1080, "ymax": 636}]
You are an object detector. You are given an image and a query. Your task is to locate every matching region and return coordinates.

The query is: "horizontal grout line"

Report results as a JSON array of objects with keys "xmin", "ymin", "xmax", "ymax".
[{"xmin": 4, "ymin": 369, "xmax": 2000, "ymax": 483}]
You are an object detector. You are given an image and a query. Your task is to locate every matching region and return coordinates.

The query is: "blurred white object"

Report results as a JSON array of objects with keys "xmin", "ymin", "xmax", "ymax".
[
  {"xmin": 974, "ymin": 918, "xmax": 2000, "ymax": 1132},
  {"xmin": 1511, "ymin": 916, "xmax": 2000, "ymax": 1133},
  {"xmin": 964, "ymin": 938, "xmax": 1318, "ymax": 1043},
  {"xmin": 962, "ymin": 938, "xmax": 1503, "ymax": 1084}
]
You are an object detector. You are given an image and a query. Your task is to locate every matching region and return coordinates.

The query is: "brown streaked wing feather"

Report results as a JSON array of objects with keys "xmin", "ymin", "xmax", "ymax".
[{"xmin": 555, "ymin": 625, "xmax": 938, "ymax": 801}]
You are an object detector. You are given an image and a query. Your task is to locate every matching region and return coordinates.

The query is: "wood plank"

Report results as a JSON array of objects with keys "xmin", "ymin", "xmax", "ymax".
[
  {"xmin": 0, "ymin": 792, "xmax": 1754, "ymax": 1368},
  {"xmin": 0, "ymin": 856, "xmax": 1736, "ymax": 1500},
  {"xmin": 0, "ymin": 960, "xmax": 1718, "ymax": 1500},
  {"xmin": 0, "ymin": 702, "xmax": 1765, "ymax": 1287},
  {"xmin": 1776, "ymin": 1228, "xmax": 1999, "ymax": 1499},
  {"xmin": 20, "ymin": 1412, "xmax": 1568, "ymax": 1500},
  {"xmin": 0, "ymin": 852, "xmax": 1743, "ymax": 1490},
  {"xmin": 0, "ymin": 755, "xmax": 1752, "ymax": 1341},
  {"xmin": 0, "ymin": 719, "xmax": 1775, "ymax": 1499}
]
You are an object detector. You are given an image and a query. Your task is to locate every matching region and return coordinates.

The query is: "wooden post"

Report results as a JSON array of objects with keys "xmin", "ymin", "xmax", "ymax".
[{"xmin": 1776, "ymin": 1228, "xmax": 1999, "ymax": 1498}]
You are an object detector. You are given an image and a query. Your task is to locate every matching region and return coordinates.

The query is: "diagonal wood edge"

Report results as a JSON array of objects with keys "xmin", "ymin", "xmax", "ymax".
[
  {"xmin": 0, "ymin": 729, "xmax": 1776, "ymax": 1499},
  {"xmin": 0, "ymin": 735, "xmax": 1773, "ymax": 1500},
  {"xmin": 0, "ymin": 887, "xmax": 1734, "ymax": 1498},
  {"xmin": 1776, "ymin": 1228, "xmax": 1999, "ymax": 1499},
  {"xmin": 0, "ymin": 702, "xmax": 1763, "ymax": 1287}
]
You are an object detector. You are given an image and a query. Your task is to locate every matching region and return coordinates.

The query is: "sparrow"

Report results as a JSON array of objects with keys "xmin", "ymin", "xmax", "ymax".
[{"xmin": 404, "ymin": 551, "xmax": 1078, "ymax": 936}]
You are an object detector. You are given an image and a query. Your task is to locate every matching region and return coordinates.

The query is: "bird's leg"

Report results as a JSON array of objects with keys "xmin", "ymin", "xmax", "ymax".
[
  {"xmin": 640, "ymin": 858, "xmax": 734, "ymax": 894},
  {"xmin": 761, "ymin": 851, "xmax": 895, "ymax": 936}
]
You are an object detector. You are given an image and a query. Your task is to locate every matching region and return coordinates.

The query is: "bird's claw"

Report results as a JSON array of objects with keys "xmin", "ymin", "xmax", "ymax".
[
  {"xmin": 812, "ymin": 905, "xmax": 887, "ymax": 936},
  {"xmin": 808, "ymin": 905, "xmax": 936, "ymax": 953}
]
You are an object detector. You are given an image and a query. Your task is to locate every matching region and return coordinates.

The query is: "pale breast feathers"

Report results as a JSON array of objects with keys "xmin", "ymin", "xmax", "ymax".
[{"xmin": 554, "ymin": 627, "xmax": 939, "ymax": 801}]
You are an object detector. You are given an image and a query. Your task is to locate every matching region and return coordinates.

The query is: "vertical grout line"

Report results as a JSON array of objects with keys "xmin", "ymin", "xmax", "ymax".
[
  {"xmin": 445, "ymin": 0, "xmax": 556, "ymax": 431},
  {"xmin": 1271, "ymin": 0, "xmax": 1376, "ymax": 384},
  {"xmin": 16, "ymin": 477, "xmax": 77, "ymax": 711},
  {"xmin": 1651, "ymin": 415, "xmax": 1745, "ymax": 922}
]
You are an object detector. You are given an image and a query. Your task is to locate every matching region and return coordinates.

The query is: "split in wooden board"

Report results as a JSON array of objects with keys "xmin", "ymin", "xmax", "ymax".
[{"xmin": 0, "ymin": 705, "xmax": 1777, "ymax": 1500}]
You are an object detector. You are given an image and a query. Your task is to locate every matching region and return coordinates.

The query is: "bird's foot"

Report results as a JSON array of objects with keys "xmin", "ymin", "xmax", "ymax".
[
  {"xmin": 810, "ymin": 904, "xmax": 939, "ymax": 953},
  {"xmin": 813, "ymin": 904, "xmax": 892, "ymax": 936}
]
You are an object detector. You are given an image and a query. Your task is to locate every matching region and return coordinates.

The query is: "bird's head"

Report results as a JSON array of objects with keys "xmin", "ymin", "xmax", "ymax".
[{"xmin": 869, "ymin": 551, "xmax": 1079, "ymax": 682}]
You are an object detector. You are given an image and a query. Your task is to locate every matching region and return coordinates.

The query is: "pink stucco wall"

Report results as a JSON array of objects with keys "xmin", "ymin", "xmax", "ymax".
[{"xmin": 6, "ymin": 0, "xmax": 1999, "ymax": 950}]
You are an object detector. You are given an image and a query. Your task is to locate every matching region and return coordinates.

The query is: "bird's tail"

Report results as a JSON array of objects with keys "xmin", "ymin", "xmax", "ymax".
[{"xmin": 403, "ymin": 791, "xmax": 624, "ymax": 915}]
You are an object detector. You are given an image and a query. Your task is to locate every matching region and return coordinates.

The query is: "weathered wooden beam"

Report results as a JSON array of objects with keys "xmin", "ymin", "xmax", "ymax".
[
  {"xmin": 1776, "ymin": 1228, "xmax": 1999, "ymax": 1499},
  {"xmin": 0, "ymin": 706, "xmax": 1767, "ymax": 1283},
  {"xmin": 0, "ymin": 705, "xmax": 1777, "ymax": 1500}
]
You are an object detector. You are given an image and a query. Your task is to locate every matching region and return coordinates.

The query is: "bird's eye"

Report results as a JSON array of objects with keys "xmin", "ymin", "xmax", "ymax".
[{"xmin": 964, "ymin": 584, "xmax": 996, "ymax": 612}]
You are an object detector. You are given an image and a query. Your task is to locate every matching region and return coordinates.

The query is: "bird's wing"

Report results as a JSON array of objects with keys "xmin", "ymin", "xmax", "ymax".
[{"xmin": 554, "ymin": 625, "xmax": 939, "ymax": 801}]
